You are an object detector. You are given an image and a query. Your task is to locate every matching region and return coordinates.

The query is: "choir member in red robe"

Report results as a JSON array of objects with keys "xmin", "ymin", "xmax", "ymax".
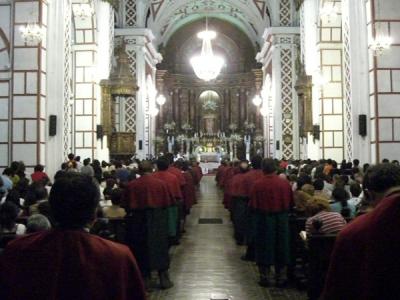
[
  {"xmin": 242, "ymin": 155, "xmax": 264, "ymax": 261},
  {"xmin": 323, "ymin": 164, "xmax": 400, "ymax": 300},
  {"xmin": 192, "ymin": 161, "xmax": 203, "ymax": 185},
  {"xmin": 181, "ymin": 161, "xmax": 197, "ymax": 213},
  {"xmin": 222, "ymin": 161, "xmax": 240, "ymax": 209},
  {"xmin": 0, "ymin": 173, "xmax": 146, "ymax": 300},
  {"xmin": 215, "ymin": 160, "xmax": 228, "ymax": 188},
  {"xmin": 152, "ymin": 157, "xmax": 182, "ymax": 243},
  {"xmin": 249, "ymin": 158, "xmax": 293, "ymax": 287},
  {"xmin": 124, "ymin": 161, "xmax": 173, "ymax": 289},
  {"xmin": 230, "ymin": 160, "xmax": 250, "ymax": 245}
]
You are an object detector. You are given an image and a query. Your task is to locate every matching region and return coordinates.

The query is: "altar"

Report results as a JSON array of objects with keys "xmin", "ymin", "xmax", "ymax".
[{"xmin": 199, "ymin": 152, "xmax": 220, "ymax": 163}]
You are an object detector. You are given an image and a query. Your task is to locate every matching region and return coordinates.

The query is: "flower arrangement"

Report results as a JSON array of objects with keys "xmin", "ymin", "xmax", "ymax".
[
  {"xmin": 163, "ymin": 121, "xmax": 176, "ymax": 131},
  {"xmin": 228, "ymin": 123, "xmax": 238, "ymax": 132},
  {"xmin": 254, "ymin": 135, "xmax": 265, "ymax": 143},
  {"xmin": 244, "ymin": 121, "xmax": 256, "ymax": 131},
  {"xmin": 230, "ymin": 134, "xmax": 242, "ymax": 143},
  {"xmin": 176, "ymin": 134, "xmax": 187, "ymax": 142},
  {"xmin": 182, "ymin": 123, "xmax": 193, "ymax": 131}
]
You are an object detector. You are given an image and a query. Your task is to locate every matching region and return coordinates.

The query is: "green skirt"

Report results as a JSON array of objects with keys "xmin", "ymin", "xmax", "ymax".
[
  {"xmin": 254, "ymin": 211, "xmax": 290, "ymax": 266},
  {"xmin": 167, "ymin": 205, "xmax": 178, "ymax": 238}
]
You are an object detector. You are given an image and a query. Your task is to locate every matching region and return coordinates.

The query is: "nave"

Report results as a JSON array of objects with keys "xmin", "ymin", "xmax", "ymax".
[{"xmin": 150, "ymin": 176, "xmax": 306, "ymax": 300}]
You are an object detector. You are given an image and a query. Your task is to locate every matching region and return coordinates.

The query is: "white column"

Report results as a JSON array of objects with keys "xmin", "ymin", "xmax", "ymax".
[{"xmin": 0, "ymin": 2, "xmax": 12, "ymax": 170}]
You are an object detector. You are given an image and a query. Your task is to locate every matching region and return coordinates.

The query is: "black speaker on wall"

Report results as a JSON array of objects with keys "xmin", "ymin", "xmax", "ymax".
[
  {"xmin": 276, "ymin": 141, "xmax": 280, "ymax": 150},
  {"xmin": 139, "ymin": 140, "xmax": 143, "ymax": 150},
  {"xmin": 96, "ymin": 125, "xmax": 104, "ymax": 140},
  {"xmin": 359, "ymin": 114, "xmax": 367, "ymax": 136},
  {"xmin": 313, "ymin": 125, "xmax": 320, "ymax": 140},
  {"xmin": 49, "ymin": 115, "xmax": 57, "ymax": 136}
]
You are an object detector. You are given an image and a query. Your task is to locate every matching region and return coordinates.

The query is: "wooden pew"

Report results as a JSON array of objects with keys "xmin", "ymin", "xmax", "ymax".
[
  {"xmin": 0, "ymin": 233, "xmax": 17, "ymax": 249},
  {"xmin": 307, "ymin": 234, "xmax": 337, "ymax": 300}
]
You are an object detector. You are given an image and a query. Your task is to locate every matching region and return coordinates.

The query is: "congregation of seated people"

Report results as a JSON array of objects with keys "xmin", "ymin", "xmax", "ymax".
[
  {"xmin": 0, "ymin": 153, "xmax": 203, "ymax": 299},
  {"xmin": 1, "ymin": 154, "xmax": 400, "ymax": 299},
  {"xmin": 216, "ymin": 156, "xmax": 400, "ymax": 299}
]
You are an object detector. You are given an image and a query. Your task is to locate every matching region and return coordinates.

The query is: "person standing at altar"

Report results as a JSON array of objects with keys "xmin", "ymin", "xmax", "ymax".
[
  {"xmin": 152, "ymin": 157, "xmax": 182, "ymax": 246},
  {"xmin": 249, "ymin": 158, "xmax": 293, "ymax": 287},
  {"xmin": 123, "ymin": 161, "xmax": 174, "ymax": 290}
]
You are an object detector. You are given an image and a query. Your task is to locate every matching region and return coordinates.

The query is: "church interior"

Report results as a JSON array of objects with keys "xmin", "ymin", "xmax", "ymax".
[{"xmin": 1, "ymin": 0, "xmax": 400, "ymax": 299}]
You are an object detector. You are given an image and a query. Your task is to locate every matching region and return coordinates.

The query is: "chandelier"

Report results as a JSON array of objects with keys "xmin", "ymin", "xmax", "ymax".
[
  {"xmin": 320, "ymin": 2, "xmax": 338, "ymax": 23},
  {"xmin": 20, "ymin": 23, "xmax": 44, "ymax": 46},
  {"xmin": 190, "ymin": 20, "xmax": 224, "ymax": 81},
  {"xmin": 370, "ymin": 36, "xmax": 393, "ymax": 56},
  {"xmin": 73, "ymin": 3, "xmax": 94, "ymax": 20}
]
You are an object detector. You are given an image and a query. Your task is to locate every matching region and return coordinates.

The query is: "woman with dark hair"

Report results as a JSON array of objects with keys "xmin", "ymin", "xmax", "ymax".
[
  {"xmin": 330, "ymin": 187, "xmax": 355, "ymax": 218},
  {"xmin": 92, "ymin": 159, "xmax": 103, "ymax": 183},
  {"xmin": 4, "ymin": 189, "xmax": 23, "ymax": 214},
  {"xmin": 0, "ymin": 202, "xmax": 26, "ymax": 235},
  {"xmin": 23, "ymin": 183, "xmax": 48, "ymax": 215}
]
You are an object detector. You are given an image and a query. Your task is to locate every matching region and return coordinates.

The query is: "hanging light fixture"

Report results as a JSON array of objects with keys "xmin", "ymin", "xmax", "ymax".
[
  {"xmin": 20, "ymin": 23, "xmax": 45, "ymax": 46},
  {"xmin": 260, "ymin": 105, "xmax": 268, "ymax": 117},
  {"xmin": 149, "ymin": 106, "xmax": 159, "ymax": 117},
  {"xmin": 320, "ymin": 1, "xmax": 338, "ymax": 23},
  {"xmin": 156, "ymin": 94, "xmax": 166, "ymax": 106},
  {"xmin": 190, "ymin": 17, "xmax": 224, "ymax": 81},
  {"xmin": 20, "ymin": 2, "xmax": 45, "ymax": 46},
  {"xmin": 370, "ymin": 35, "xmax": 392, "ymax": 56},
  {"xmin": 73, "ymin": 3, "xmax": 94, "ymax": 20},
  {"xmin": 369, "ymin": 0, "xmax": 392, "ymax": 56},
  {"xmin": 252, "ymin": 94, "xmax": 262, "ymax": 107}
]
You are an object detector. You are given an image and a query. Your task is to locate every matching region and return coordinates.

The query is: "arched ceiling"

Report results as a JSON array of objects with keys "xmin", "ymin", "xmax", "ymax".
[{"xmin": 147, "ymin": 0, "xmax": 271, "ymax": 46}]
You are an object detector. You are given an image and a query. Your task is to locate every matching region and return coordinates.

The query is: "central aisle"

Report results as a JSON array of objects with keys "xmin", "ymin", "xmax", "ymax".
[{"xmin": 150, "ymin": 176, "xmax": 306, "ymax": 300}]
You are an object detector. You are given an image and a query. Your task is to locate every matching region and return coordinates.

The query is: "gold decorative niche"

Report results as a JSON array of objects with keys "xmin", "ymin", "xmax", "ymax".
[{"xmin": 100, "ymin": 43, "xmax": 139, "ymax": 157}]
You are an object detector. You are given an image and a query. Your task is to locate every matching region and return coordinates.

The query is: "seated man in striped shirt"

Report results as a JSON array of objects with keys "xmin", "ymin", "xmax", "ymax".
[{"xmin": 305, "ymin": 196, "xmax": 347, "ymax": 235}]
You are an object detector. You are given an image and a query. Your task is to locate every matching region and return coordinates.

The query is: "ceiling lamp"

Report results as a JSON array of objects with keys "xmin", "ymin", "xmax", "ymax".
[
  {"xmin": 252, "ymin": 94, "xmax": 262, "ymax": 107},
  {"xmin": 260, "ymin": 105, "xmax": 268, "ymax": 117},
  {"xmin": 369, "ymin": 0, "xmax": 392, "ymax": 57},
  {"xmin": 156, "ymin": 94, "xmax": 166, "ymax": 106},
  {"xmin": 190, "ymin": 20, "xmax": 224, "ymax": 81},
  {"xmin": 320, "ymin": 2, "xmax": 337, "ymax": 23},
  {"xmin": 73, "ymin": 4, "xmax": 94, "ymax": 20},
  {"xmin": 370, "ymin": 35, "xmax": 392, "ymax": 56},
  {"xmin": 149, "ymin": 106, "xmax": 159, "ymax": 117},
  {"xmin": 20, "ymin": 23, "xmax": 44, "ymax": 46}
]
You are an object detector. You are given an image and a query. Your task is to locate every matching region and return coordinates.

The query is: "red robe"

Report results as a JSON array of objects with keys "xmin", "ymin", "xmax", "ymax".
[
  {"xmin": 182, "ymin": 171, "xmax": 196, "ymax": 210},
  {"xmin": 216, "ymin": 165, "xmax": 228, "ymax": 187},
  {"xmin": 249, "ymin": 174, "xmax": 293, "ymax": 213},
  {"xmin": 222, "ymin": 167, "xmax": 240, "ymax": 208},
  {"xmin": 323, "ymin": 190, "xmax": 400, "ymax": 299},
  {"xmin": 193, "ymin": 165, "xmax": 203, "ymax": 183},
  {"xmin": 230, "ymin": 173, "xmax": 249, "ymax": 197},
  {"xmin": 168, "ymin": 166, "xmax": 186, "ymax": 186},
  {"xmin": 0, "ymin": 230, "xmax": 146, "ymax": 300},
  {"xmin": 152, "ymin": 170, "xmax": 182, "ymax": 201},
  {"xmin": 124, "ymin": 175, "xmax": 172, "ymax": 209},
  {"xmin": 242, "ymin": 169, "xmax": 264, "ymax": 197}
]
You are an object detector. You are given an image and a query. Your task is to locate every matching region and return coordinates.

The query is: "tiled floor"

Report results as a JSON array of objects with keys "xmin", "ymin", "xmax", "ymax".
[{"xmin": 150, "ymin": 176, "xmax": 306, "ymax": 300}]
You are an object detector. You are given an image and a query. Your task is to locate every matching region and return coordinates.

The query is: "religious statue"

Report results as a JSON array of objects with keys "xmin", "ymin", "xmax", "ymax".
[
  {"xmin": 203, "ymin": 114, "xmax": 217, "ymax": 135},
  {"xmin": 167, "ymin": 136, "xmax": 175, "ymax": 153}
]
